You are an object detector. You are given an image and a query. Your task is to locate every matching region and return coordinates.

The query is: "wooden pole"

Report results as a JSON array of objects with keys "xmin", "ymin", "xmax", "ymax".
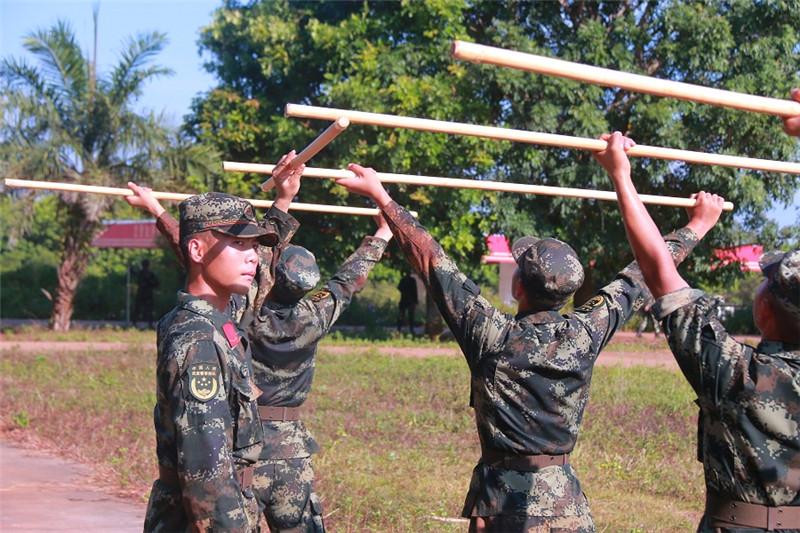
[
  {"xmin": 260, "ymin": 117, "xmax": 350, "ymax": 192},
  {"xmin": 451, "ymin": 40, "xmax": 800, "ymax": 117},
  {"xmin": 222, "ymin": 162, "xmax": 735, "ymax": 211},
  {"xmin": 284, "ymin": 104, "xmax": 800, "ymax": 176},
  {"xmin": 2, "ymin": 178, "xmax": 417, "ymax": 217}
]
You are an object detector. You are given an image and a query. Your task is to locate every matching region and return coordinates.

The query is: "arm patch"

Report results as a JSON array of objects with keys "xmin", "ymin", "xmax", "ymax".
[
  {"xmin": 187, "ymin": 362, "xmax": 221, "ymax": 402},
  {"xmin": 576, "ymin": 295, "xmax": 605, "ymax": 313},
  {"xmin": 310, "ymin": 289, "xmax": 332, "ymax": 302}
]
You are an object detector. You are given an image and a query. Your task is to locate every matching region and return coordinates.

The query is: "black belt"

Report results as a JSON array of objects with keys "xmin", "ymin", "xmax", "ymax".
[{"xmin": 480, "ymin": 448, "xmax": 569, "ymax": 471}]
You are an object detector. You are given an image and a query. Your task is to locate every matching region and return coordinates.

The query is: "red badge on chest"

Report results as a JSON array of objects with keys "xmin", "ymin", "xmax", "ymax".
[{"xmin": 222, "ymin": 322, "xmax": 240, "ymax": 348}]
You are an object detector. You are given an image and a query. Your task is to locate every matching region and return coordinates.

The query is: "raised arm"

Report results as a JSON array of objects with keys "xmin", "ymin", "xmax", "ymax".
[
  {"xmin": 592, "ymin": 132, "xmax": 724, "ymax": 298},
  {"xmin": 782, "ymin": 88, "xmax": 800, "ymax": 137},
  {"xmin": 336, "ymin": 164, "xmax": 510, "ymax": 367},
  {"xmin": 126, "ymin": 182, "xmax": 182, "ymax": 263},
  {"xmin": 304, "ymin": 214, "xmax": 393, "ymax": 333}
]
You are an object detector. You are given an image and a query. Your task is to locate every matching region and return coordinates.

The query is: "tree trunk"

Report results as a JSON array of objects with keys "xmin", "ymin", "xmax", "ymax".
[{"xmin": 50, "ymin": 197, "xmax": 104, "ymax": 331}]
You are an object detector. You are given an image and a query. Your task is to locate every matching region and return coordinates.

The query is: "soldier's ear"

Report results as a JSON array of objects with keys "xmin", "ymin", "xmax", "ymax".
[{"xmin": 186, "ymin": 235, "xmax": 208, "ymax": 265}]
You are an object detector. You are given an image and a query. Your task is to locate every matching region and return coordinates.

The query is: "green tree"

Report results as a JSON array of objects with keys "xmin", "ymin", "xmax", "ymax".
[
  {"xmin": 1, "ymin": 13, "xmax": 215, "ymax": 330},
  {"xmin": 188, "ymin": 0, "xmax": 799, "ymax": 294}
]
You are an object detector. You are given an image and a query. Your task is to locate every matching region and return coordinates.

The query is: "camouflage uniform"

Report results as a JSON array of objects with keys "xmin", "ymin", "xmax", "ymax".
[
  {"xmin": 145, "ymin": 193, "xmax": 275, "ymax": 532},
  {"xmin": 247, "ymin": 238, "xmax": 388, "ymax": 532},
  {"xmin": 155, "ymin": 206, "xmax": 387, "ymax": 531},
  {"xmin": 652, "ymin": 250, "xmax": 800, "ymax": 532},
  {"xmin": 378, "ymin": 200, "xmax": 700, "ymax": 530}
]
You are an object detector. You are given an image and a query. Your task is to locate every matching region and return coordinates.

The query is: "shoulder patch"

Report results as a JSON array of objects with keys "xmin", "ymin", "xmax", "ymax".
[
  {"xmin": 188, "ymin": 362, "xmax": 221, "ymax": 402},
  {"xmin": 310, "ymin": 289, "xmax": 331, "ymax": 302},
  {"xmin": 576, "ymin": 295, "xmax": 605, "ymax": 313}
]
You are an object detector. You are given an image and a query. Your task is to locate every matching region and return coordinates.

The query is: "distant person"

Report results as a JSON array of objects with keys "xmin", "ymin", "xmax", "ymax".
[
  {"xmin": 334, "ymin": 161, "xmax": 715, "ymax": 532},
  {"xmin": 782, "ymin": 87, "xmax": 800, "ymax": 136},
  {"xmin": 133, "ymin": 259, "xmax": 159, "ymax": 328},
  {"xmin": 397, "ymin": 271, "xmax": 418, "ymax": 334},
  {"xmin": 599, "ymin": 130, "xmax": 800, "ymax": 532}
]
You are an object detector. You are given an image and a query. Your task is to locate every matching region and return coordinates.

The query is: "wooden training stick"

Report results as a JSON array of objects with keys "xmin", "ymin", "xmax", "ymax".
[
  {"xmin": 222, "ymin": 162, "xmax": 735, "ymax": 211},
  {"xmin": 260, "ymin": 117, "xmax": 350, "ymax": 192},
  {"xmin": 2, "ymin": 178, "xmax": 419, "ymax": 217},
  {"xmin": 451, "ymin": 41, "xmax": 800, "ymax": 117},
  {"xmin": 284, "ymin": 104, "xmax": 800, "ymax": 176}
]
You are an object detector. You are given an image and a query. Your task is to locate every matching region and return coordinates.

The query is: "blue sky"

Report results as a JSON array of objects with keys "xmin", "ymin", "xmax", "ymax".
[{"xmin": 2, "ymin": 0, "xmax": 797, "ymax": 228}]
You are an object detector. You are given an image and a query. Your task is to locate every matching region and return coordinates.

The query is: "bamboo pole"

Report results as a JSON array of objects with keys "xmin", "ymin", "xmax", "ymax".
[
  {"xmin": 260, "ymin": 117, "xmax": 350, "ymax": 192},
  {"xmin": 451, "ymin": 40, "xmax": 800, "ymax": 117},
  {"xmin": 222, "ymin": 162, "xmax": 735, "ymax": 211},
  {"xmin": 2, "ymin": 178, "xmax": 418, "ymax": 217},
  {"xmin": 284, "ymin": 103, "xmax": 800, "ymax": 176}
]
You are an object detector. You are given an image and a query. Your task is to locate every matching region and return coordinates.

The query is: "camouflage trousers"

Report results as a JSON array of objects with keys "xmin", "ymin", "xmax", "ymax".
[
  {"xmin": 143, "ymin": 478, "xmax": 260, "ymax": 532},
  {"xmin": 253, "ymin": 457, "xmax": 325, "ymax": 532},
  {"xmin": 469, "ymin": 513, "xmax": 595, "ymax": 533},
  {"xmin": 697, "ymin": 514, "xmax": 800, "ymax": 533}
]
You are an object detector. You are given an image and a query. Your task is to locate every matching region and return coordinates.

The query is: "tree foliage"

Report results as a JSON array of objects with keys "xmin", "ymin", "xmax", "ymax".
[{"xmin": 188, "ymin": 1, "xmax": 798, "ymax": 292}]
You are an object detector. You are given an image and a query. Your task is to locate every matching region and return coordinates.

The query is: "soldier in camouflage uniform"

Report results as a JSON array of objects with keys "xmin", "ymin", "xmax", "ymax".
[
  {"xmin": 599, "ymin": 130, "xmax": 800, "ymax": 531},
  {"xmin": 144, "ymin": 192, "xmax": 276, "ymax": 532},
  {"xmin": 335, "ymin": 162, "xmax": 720, "ymax": 532},
  {"xmin": 247, "ymin": 215, "xmax": 392, "ymax": 532},
  {"xmin": 130, "ymin": 155, "xmax": 392, "ymax": 531}
]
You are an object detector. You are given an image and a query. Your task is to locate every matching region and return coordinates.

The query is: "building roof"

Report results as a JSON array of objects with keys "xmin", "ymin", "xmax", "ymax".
[{"xmin": 92, "ymin": 219, "xmax": 159, "ymax": 249}]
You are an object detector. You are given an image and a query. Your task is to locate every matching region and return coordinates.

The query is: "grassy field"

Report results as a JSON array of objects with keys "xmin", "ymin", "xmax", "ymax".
[{"xmin": 0, "ymin": 332, "xmax": 703, "ymax": 531}]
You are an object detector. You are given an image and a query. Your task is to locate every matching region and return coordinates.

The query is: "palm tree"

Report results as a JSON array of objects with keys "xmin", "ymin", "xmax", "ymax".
[{"xmin": 1, "ymin": 13, "xmax": 208, "ymax": 330}]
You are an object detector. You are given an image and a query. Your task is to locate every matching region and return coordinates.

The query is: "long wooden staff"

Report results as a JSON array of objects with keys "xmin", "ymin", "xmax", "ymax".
[
  {"xmin": 284, "ymin": 104, "xmax": 800, "ymax": 176},
  {"xmin": 451, "ymin": 41, "xmax": 800, "ymax": 117},
  {"xmin": 222, "ymin": 162, "xmax": 735, "ymax": 211},
  {"xmin": 260, "ymin": 117, "xmax": 350, "ymax": 192},
  {"xmin": 2, "ymin": 178, "xmax": 418, "ymax": 217}
]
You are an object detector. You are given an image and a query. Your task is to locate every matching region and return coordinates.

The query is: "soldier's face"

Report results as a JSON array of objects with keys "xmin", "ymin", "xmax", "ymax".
[{"xmin": 198, "ymin": 232, "xmax": 259, "ymax": 295}]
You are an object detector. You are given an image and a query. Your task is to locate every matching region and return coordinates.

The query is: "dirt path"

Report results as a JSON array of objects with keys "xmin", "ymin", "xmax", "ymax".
[
  {"xmin": 0, "ymin": 441, "xmax": 145, "ymax": 531},
  {"xmin": 0, "ymin": 336, "xmax": 682, "ymax": 369}
]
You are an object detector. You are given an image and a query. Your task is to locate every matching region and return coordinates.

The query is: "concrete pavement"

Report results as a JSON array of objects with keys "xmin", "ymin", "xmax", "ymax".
[{"xmin": 0, "ymin": 441, "xmax": 145, "ymax": 532}]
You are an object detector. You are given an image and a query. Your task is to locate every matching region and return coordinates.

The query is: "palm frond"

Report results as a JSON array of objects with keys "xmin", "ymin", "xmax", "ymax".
[
  {"xmin": 22, "ymin": 20, "xmax": 88, "ymax": 99},
  {"xmin": 109, "ymin": 31, "xmax": 173, "ymax": 107}
]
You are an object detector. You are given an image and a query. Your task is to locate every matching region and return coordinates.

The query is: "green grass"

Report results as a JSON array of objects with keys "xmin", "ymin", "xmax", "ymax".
[{"xmin": 0, "ymin": 340, "xmax": 703, "ymax": 531}]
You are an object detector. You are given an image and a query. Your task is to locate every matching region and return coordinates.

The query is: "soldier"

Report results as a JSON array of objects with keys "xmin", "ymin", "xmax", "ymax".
[
  {"xmin": 144, "ymin": 192, "xmax": 276, "ymax": 532},
  {"xmin": 247, "ymin": 215, "xmax": 391, "ymax": 532},
  {"xmin": 129, "ymin": 155, "xmax": 392, "ymax": 531},
  {"xmin": 335, "ymin": 161, "xmax": 720, "ymax": 531},
  {"xmin": 600, "ymin": 129, "xmax": 800, "ymax": 531}
]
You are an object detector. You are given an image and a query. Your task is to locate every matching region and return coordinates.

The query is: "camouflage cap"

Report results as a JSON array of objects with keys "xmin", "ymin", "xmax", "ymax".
[
  {"xmin": 511, "ymin": 236, "xmax": 584, "ymax": 307},
  {"xmin": 273, "ymin": 245, "xmax": 321, "ymax": 303},
  {"xmin": 179, "ymin": 192, "xmax": 278, "ymax": 246},
  {"xmin": 760, "ymin": 249, "xmax": 800, "ymax": 319}
]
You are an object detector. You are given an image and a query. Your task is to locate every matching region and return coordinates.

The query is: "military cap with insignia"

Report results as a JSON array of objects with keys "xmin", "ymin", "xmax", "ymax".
[
  {"xmin": 179, "ymin": 192, "xmax": 278, "ymax": 246},
  {"xmin": 512, "ymin": 236, "xmax": 585, "ymax": 308},
  {"xmin": 760, "ymin": 249, "xmax": 800, "ymax": 320},
  {"xmin": 272, "ymin": 245, "xmax": 321, "ymax": 303}
]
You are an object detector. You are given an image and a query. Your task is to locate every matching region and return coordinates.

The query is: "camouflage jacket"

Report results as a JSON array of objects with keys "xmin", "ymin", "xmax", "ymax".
[
  {"xmin": 653, "ymin": 288, "xmax": 800, "ymax": 517},
  {"xmin": 249, "ymin": 236, "xmax": 388, "ymax": 460},
  {"xmin": 380, "ymin": 200, "xmax": 699, "ymax": 518},
  {"xmin": 155, "ymin": 205, "xmax": 300, "ymax": 319},
  {"xmin": 145, "ymin": 292, "xmax": 263, "ymax": 532}
]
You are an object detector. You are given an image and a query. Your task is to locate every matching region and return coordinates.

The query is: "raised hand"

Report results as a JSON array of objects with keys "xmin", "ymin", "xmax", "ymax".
[
  {"xmin": 592, "ymin": 131, "xmax": 636, "ymax": 181},
  {"xmin": 125, "ymin": 182, "xmax": 165, "ymax": 217},
  {"xmin": 782, "ymin": 88, "xmax": 800, "ymax": 137},
  {"xmin": 686, "ymin": 191, "xmax": 726, "ymax": 239},
  {"xmin": 336, "ymin": 163, "xmax": 393, "ymax": 207}
]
